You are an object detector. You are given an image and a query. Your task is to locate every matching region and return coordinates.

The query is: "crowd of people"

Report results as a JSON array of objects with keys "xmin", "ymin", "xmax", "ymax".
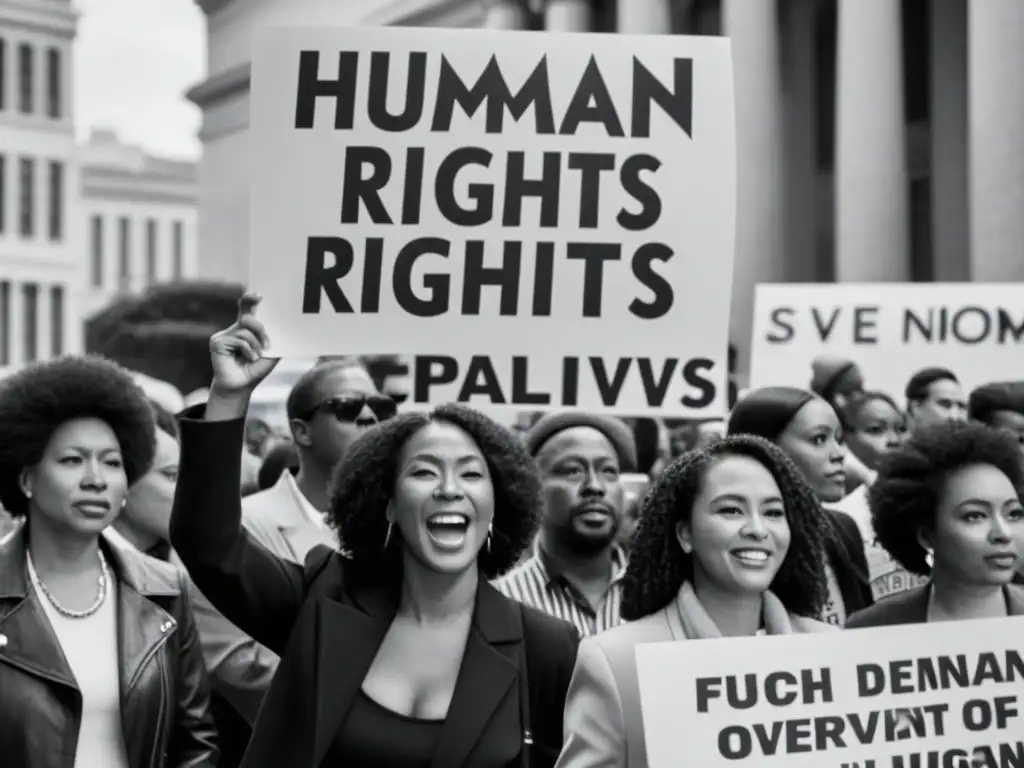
[{"xmin": 0, "ymin": 295, "xmax": 1021, "ymax": 767}]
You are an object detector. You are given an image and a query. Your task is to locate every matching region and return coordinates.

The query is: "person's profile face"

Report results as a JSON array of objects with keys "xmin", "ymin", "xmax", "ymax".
[
  {"xmin": 846, "ymin": 397, "xmax": 907, "ymax": 471},
  {"xmin": 777, "ymin": 399, "xmax": 848, "ymax": 503}
]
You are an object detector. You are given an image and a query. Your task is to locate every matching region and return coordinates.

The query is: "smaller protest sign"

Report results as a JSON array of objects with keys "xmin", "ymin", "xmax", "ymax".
[
  {"xmin": 637, "ymin": 617, "xmax": 1024, "ymax": 768},
  {"xmin": 749, "ymin": 283, "xmax": 1024, "ymax": 400}
]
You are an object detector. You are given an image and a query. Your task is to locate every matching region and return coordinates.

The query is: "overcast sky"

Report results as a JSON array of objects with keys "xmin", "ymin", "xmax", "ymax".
[{"xmin": 73, "ymin": 0, "xmax": 205, "ymax": 160}]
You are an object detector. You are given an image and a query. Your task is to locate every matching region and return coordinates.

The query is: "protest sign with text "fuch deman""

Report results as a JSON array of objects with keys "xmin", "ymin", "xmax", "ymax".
[
  {"xmin": 637, "ymin": 617, "xmax": 1024, "ymax": 768},
  {"xmin": 248, "ymin": 26, "xmax": 736, "ymax": 417}
]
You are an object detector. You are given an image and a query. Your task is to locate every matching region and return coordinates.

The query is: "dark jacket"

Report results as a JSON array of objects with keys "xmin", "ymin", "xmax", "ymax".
[
  {"xmin": 0, "ymin": 526, "xmax": 218, "ymax": 768},
  {"xmin": 846, "ymin": 582, "xmax": 1024, "ymax": 627},
  {"xmin": 170, "ymin": 407, "xmax": 580, "ymax": 768},
  {"xmin": 826, "ymin": 509, "xmax": 874, "ymax": 618}
]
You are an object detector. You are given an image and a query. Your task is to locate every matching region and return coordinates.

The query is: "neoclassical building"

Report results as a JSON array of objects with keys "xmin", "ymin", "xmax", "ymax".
[{"xmin": 186, "ymin": 0, "xmax": 1024, "ymax": 371}]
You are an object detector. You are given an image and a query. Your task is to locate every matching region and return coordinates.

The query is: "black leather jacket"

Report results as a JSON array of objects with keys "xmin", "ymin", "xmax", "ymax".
[{"xmin": 0, "ymin": 526, "xmax": 218, "ymax": 768}]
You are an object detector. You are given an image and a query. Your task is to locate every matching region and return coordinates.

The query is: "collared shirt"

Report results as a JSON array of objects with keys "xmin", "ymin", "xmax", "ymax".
[
  {"xmin": 283, "ymin": 470, "xmax": 326, "ymax": 529},
  {"xmin": 493, "ymin": 542, "xmax": 627, "ymax": 637}
]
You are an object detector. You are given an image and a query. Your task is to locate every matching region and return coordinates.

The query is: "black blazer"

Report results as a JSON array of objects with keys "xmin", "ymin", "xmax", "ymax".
[
  {"xmin": 846, "ymin": 582, "xmax": 1024, "ymax": 627},
  {"xmin": 826, "ymin": 509, "xmax": 874, "ymax": 617},
  {"xmin": 0, "ymin": 526, "xmax": 218, "ymax": 768},
  {"xmin": 170, "ymin": 407, "xmax": 580, "ymax": 768}
]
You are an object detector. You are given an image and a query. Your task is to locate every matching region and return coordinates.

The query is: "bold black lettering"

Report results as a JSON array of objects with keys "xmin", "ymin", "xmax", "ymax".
[
  {"xmin": 414, "ymin": 356, "xmax": 457, "ymax": 401},
  {"xmin": 367, "ymin": 51, "xmax": 426, "ymax": 131},
  {"xmin": 462, "ymin": 241, "xmax": 521, "ymax": 316},
  {"xmin": 435, "ymin": 147, "xmax": 494, "ymax": 226},
  {"xmin": 360, "ymin": 238, "xmax": 384, "ymax": 312},
  {"xmin": 952, "ymin": 306, "xmax": 990, "ymax": 344},
  {"xmin": 637, "ymin": 358, "xmax": 676, "ymax": 407},
  {"xmin": 458, "ymin": 356, "xmax": 506, "ymax": 403},
  {"xmin": 856, "ymin": 664, "xmax": 885, "ymax": 697},
  {"xmin": 630, "ymin": 243, "xmax": 674, "ymax": 319},
  {"xmin": 632, "ymin": 57, "xmax": 693, "ymax": 138},
  {"xmin": 902, "ymin": 308, "xmax": 932, "ymax": 342},
  {"xmin": 531, "ymin": 242, "xmax": 555, "ymax": 316},
  {"xmin": 294, "ymin": 50, "xmax": 358, "ymax": 130},
  {"xmin": 561, "ymin": 357, "xmax": 579, "ymax": 406},
  {"xmin": 618, "ymin": 154, "xmax": 662, "ymax": 230},
  {"xmin": 393, "ymin": 238, "xmax": 450, "ymax": 317},
  {"xmin": 302, "ymin": 237, "xmax": 354, "ymax": 313},
  {"xmin": 511, "ymin": 357, "xmax": 549, "ymax": 405},
  {"xmin": 766, "ymin": 307, "xmax": 796, "ymax": 343},
  {"xmin": 568, "ymin": 153, "xmax": 615, "ymax": 228},
  {"xmin": 718, "ymin": 726, "xmax": 751, "ymax": 760},
  {"xmin": 567, "ymin": 243, "xmax": 621, "ymax": 318},
  {"xmin": 853, "ymin": 306, "xmax": 879, "ymax": 344},
  {"xmin": 811, "ymin": 307, "xmax": 841, "ymax": 341},
  {"xmin": 590, "ymin": 357, "xmax": 631, "ymax": 406},
  {"xmin": 999, "ymin": 308, "xmax": 1024, "ymax": 343},
  {"xmin": 560, "ymin": 56, "xmax": 624, "ymax": 137},
  {"xmin": 503, "ymin": 151, "xmax": 561, "ymax": 227},
  {"xmin": 340, "ymin": 146, "xmax": 393, "ymax": 224},
  {"xmin": 764, "ymin": 672, "xmax": 798, "ymax": 708},
  {"xmin": 401, "ymin": 147, "xmax": 425, "ymax": 224},
  {"xmin": 431, "ymin": 55, "xmax": 555, "ymax": 134},
  {"xmin": 680, "ymin": 358, "xmax": 716, "ymax": 408}
]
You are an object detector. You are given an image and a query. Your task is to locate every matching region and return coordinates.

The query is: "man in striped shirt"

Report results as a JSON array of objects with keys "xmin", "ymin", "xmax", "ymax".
[{"xmin": 495, "ymin": 412, "xmax": 636, "ymax": 637}]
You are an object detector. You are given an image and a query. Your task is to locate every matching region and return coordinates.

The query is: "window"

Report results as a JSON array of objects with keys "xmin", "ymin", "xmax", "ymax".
[
  {"xmin": 19, "ymin": 157, "xmax": 34, "ymax": 237},
  {"xmin": 91, "ymin": 215, "xmax": 104, "ymax": 287},
  {"xmin": 17, "ymin": 43, "xmax": 32, "ymax": 114},
  {"xmin": 48, "ymin": 161, "xmax": 63, "ymax": 240},
  {"xmin": 0, "ymin": 281, "xmax": 9, "ymax": 366},
  {"xmin": 23, "ymin": 283, "xmax": 38, "ymax": 363},
  {"xmin": 46, "ymin": 47, "xmax": 60, "ymax": 119},
  {"xmin": 0, "ymin": 38, "xmax": 7, "ymax": 110},
  {"xmin": 118, "ymin": 216, "xmax": 131, "ymax": 288},
  {"xmin": 50, "ymin": 285, "xmax": 64, "ymax": 356},
  {"xmin": 0, "ymin": 154, "xmax": 5, "ymax": 234},
  {"xmin": 172, "ymin": 220, "xmax": 183, "ymax": 279},
  {"xmin": 145, "ymin": 218, "xmax": 157, "ymax": 283}
]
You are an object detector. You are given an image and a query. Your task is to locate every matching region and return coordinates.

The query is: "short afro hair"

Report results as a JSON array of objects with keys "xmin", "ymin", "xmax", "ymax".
[
  {"xmin": 869, "ymin": 420, "xmax": 1024, "ymax": 576},
  {"xmin": 621, "ymin": 435, "xmax": 831, "ymax": 621},
  {"xmin": 968, "ymin": 381, "xmax": 1024, "ymax": 425},
  {"xmin": 327, "ymin": 403, "xmax": 541, "ymax": 581},
  {"xmin": 0, "ymin": 356, "xmax": 157, "ymax": 518}
]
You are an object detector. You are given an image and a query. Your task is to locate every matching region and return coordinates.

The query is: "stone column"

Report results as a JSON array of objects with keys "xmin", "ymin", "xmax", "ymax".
[
  {"xmin": 483, "ymin": 0, "xmax": 528, "ymax": 29},
  {"xmin": 835, "ymin": 0, "xmax": 909, "ymax": 281},
  {"xmin": 722, "ymin": 0, "xmax": 786, "ymax": 377},
  {"xmin": 930, "ymin": 0, "xmax": 969, "ymax": 281},
  {"xmin": 616, "ymin": 0, "xmax": 671, "ymax": 34},
  {"xmin": 968, "ymin": 0, "xmax": 1024, "ymax": 280},
  {"xmin": 545, "ymin": 0, "xmax": 591, "ymax": 32}
]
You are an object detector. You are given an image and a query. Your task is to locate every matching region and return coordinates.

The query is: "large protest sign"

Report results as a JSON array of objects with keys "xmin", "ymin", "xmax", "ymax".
[
  {"xmin": 637, "ymin": 617, "xmax": 1024, "ymax": 768},
  {"xmin": 248, "ymin": 27, "xmax": 736, "ymax": 416},
  {"xmin": 749, "ymin": 284, "xmax": 1024, "ymax": 398}
]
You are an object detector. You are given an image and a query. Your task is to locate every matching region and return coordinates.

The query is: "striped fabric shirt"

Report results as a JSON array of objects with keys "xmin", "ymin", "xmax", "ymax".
[{"xmin": 493, "ymin": 543, "xmax": 627, "ymax": 637}]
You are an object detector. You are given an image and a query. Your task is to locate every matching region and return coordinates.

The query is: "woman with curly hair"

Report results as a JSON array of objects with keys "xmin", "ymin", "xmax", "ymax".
[
  {"xmin": 0, "ymin": 356, "xmax": 217, "ymax": 768},
  {"xmin": 169, "ymin": 295, "xmax": 580, "ymax": 768},
  {"xmin": 846, "ymin": 421, "xmax": 1024, "ymax": 627},
  {"xmin": 727, "ymin": 386, "xmax": 874, "ymax": 624},
  {"xmin": 555, "ymin": 436, "xmax": 834, "ymax": 768}
]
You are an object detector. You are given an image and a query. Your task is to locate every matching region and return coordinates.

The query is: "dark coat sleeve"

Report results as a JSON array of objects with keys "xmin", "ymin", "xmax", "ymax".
[
  {"xmin": 522, "ymin": 607, "xmax": 581, "ymax": 768},
  {"xmin": 168, "ymin": 570, "xmax": 220, "ymax": 768},
  {"xmin": 827, "ymin": 509, "xmax": 874, "ymax": 614},
  {"xmin": 169, "ymin": 405, "xmax": 308, "ymax": 655}
]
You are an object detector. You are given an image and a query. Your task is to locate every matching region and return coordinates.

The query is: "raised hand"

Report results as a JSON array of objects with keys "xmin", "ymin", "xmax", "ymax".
[{"xmin": 209, "ymin": 292, "xmax": 280, "ymax": 396}]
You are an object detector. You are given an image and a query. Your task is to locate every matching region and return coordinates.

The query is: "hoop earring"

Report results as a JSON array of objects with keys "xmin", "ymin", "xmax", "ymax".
[{"xmin": 383, "ymin": 522, "xmax": 394, "ymax": 551}]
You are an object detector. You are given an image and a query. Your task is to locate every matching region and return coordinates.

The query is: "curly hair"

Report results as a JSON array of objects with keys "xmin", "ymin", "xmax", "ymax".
[
  {"xmin": 326, "ymin": 403, "xmax": 542, "ymax": 581},
  {"xmin": 869, "ymin": 420, "xmax": 1024, "ymax": 576},
  {"xmin": 0, "ymin": 356, "xmax": 157, "ymax": 518},
  {"xmin": 621, "ymin": 435, "xmax": 831, "ymax": 621}
]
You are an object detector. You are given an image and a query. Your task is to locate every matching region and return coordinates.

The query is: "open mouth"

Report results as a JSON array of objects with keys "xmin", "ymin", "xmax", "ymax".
[
  {"xmin": 731, "ymin": 549, "xmax": 771, "ymax": 566},
  {"xmin": 425, "ymin": 513, "xmax": 471, "ymax": 551}
]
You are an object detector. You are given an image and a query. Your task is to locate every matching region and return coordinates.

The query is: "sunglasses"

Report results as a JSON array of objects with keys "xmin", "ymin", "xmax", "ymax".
[{"xmin": 303, "ymin": 394, "xmax": 397, "ymax": 423}]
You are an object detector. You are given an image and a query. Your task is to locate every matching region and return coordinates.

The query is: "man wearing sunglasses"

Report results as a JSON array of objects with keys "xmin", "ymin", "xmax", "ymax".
[{"xmin": 198, "ymin": 358, "xmax": 396, "ymax": 747}]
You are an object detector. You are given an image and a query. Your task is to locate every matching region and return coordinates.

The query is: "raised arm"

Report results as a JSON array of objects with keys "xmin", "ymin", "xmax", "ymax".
[{"xmin": 169, "ymin": 294, "xmax": 306, "ymax": 654}]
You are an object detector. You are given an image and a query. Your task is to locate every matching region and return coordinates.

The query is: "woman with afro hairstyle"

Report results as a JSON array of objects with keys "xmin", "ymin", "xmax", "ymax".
[
  {"xmin": 555, "ymin": 436, "xmax": 835, "ymax": 768},
  {"xmin": 846, "ymin": 421, "xmax": 1024, "ymax": 628},
  {"xmin": 169, "ymin": 295, "xmax": 580, "ymax": 768},
  {"xmin": 727, "ymin": 386, "xmax": 874, "ymax": 624},
  {"xmin": 0, "ymin": 356, "xmax": 218, "ymax": 768}
]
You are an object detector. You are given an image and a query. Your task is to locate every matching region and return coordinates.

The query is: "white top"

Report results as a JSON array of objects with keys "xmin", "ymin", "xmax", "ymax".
[
  {"xmin": 32, "ymin": 577, "xmax": 129, "ymax": 768},
  {"xmin": 283, "ymin": 470, "xmax": 327, "ymax": 528}
]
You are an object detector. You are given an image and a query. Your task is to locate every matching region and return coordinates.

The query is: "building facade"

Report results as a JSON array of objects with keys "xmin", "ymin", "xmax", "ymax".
[
  {"xmin": 0, "ymin": 0, "xmax": 79, "ymax": 369},
  {"xmin": 185, "ymin": 0, "xmax": 1024, "ymax": 372},
  {"xmin": 78, "ymin": 129, "xmax": 199, "ymax": 319}
]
